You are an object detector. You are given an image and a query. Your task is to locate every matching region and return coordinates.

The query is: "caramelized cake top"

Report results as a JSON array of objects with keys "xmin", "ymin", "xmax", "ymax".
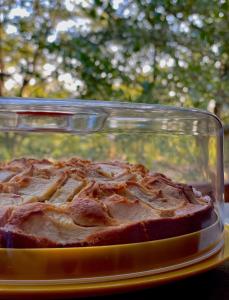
[{"xmin": 0, "ymin": 158, "xmax": 214, "ymax": 248}]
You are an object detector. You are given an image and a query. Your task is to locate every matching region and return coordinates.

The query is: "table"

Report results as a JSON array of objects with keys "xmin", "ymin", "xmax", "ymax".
[
  {"xmin": 88, "ymin": 261, "xmax": 229, "ymax": 300},
  {"xmin": 67, "ymin": 204, "xmax": 229, "ymax": 300}
]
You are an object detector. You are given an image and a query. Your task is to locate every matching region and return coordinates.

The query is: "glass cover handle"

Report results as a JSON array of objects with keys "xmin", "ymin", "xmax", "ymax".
[{"xmin": 0, "ymin": 110, "xmax": 108, "ymax": 133}]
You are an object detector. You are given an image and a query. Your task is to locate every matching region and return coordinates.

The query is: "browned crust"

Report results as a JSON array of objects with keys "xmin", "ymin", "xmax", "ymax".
[
  {"xmin": 0, "ymin": 228, "xmax": 58, "ymax": 248},
  {"xmin": 0, "ymin": 157, "xmax": 217, "ymax": 248},
  {"xmin": 0, "ymin": 202, "xmax": 216, "ymax": 248},
  {"xmin": 79, "ymin": 203, "xmax": 216, "ymax": 246}
]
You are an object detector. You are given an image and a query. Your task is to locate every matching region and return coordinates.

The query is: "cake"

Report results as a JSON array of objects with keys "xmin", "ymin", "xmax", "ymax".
[{"xmin": 0, "ymin": 158, "xmax": 215, "ymax": 248}]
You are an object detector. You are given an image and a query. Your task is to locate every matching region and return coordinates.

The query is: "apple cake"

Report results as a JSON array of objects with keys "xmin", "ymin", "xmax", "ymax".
[{"xmin": 0, "ymin": 158, "xmax": 215, "ymax": 248}]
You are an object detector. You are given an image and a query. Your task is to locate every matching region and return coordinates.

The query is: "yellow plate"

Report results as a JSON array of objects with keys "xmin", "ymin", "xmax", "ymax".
[
  {"xmin": 0, "ymin": 224, "xmax": 228, "ymax": 299},
  {"xmin": 0, "ymin": 215, "xmax": 223, "ymax": 281}
]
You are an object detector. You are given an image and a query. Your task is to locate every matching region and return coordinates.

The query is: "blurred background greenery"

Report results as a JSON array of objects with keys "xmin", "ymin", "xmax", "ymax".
[{"xmin": 0, "ymin": 0, "xmax": 228, "ymax": 181}]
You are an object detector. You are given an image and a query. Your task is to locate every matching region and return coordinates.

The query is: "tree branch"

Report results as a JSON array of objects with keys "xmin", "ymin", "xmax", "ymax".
[
  {"xmin": 153, "ymin": 47, "xmax": 157, "ymax": 83},
  {"xmin": 224, "ymin": 125, "xmax": 229, "ymax": 136},
  {"xmin": 0, "ymin": 21, "xmax": 4, "ymax": 96}
]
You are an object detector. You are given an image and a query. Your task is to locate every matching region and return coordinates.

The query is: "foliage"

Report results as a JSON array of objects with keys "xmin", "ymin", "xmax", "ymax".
[
  {"xmin": 0, "ymin": 0, "xmax": 228, "ymax": 179},
  {"xmin": 0, "ymin": 131, "xmax": 217, "ymax": 183},
  {"xmin": 1, "ymin": 0, "xmax": 229, "ymax": 120}
]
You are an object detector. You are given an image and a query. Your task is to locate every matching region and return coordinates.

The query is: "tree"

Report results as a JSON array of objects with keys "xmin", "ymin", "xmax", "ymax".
[
  {"xmin": 1, "ymin": 0, "xmax": 228, "ymax": 121},
  {"xmin": 0, "ymin": 0, "xmax": 228, "ymax": 178},
  {"xmin": 1, "ymin": 0, "xmax": 74, "ymax": 97}
]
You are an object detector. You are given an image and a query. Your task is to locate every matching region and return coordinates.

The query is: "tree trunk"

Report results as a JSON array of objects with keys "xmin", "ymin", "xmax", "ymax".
[
  {"xmin": 224, "ymin": 125, "xmax": 229, "ymax": 136},
  {"xmin": 0, "ymin": 21, "xmax": 5, "ymax": 96},
  {"xmin": 18, "ymin": 77, "xmax": 30, "ymax": 97}
]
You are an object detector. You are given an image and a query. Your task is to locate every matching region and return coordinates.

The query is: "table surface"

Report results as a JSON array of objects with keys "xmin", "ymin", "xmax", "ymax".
[
  {"xmin": 66, "ymin": 205, "xmax": 229, "ymax": 300},
  {"xmin": 84, "ymin": 261, "xmax": 229, "ymax": 300}
]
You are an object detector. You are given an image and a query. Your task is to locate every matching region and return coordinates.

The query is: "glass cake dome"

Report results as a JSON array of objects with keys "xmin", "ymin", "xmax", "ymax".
[{"xmin": 0, "ymin": 97, "xmax": 227, "ymax": 297}]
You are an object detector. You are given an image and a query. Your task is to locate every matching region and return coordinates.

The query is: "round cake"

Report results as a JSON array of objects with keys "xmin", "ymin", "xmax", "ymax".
[{"xmin": 0, "ymin": 158, "xmax": 215, "ymax": 248}]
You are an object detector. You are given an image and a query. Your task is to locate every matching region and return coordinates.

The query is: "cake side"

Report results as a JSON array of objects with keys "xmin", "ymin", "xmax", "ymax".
[{"xmin": 0, "ymin": 158, "xmax": 215, "ymax": 248}]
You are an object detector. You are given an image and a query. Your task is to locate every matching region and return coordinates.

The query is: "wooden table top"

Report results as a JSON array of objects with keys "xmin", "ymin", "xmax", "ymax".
[
  {"xmin": 72, "ymin": 203, "xmax": 229, "ymax": 300},
  {"xmin": 95, "ymin": 261, "xmax": 229, "ymax": 300}
]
